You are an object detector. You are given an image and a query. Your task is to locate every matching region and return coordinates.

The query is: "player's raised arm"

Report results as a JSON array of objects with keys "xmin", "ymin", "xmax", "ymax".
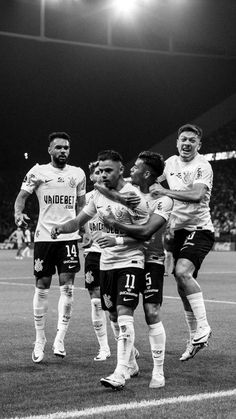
[
  {"xmin": 150, "ymin": 182, "xmax": 208, "ymax": 203},
  {"xmin": 51, "ymin": 210, "xmax": 92, "ymax": 239}
]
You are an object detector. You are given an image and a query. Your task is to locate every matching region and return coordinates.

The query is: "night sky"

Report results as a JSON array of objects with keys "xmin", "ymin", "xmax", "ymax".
[{"xmin": 1, "ymin": 0, "xmax": 236, "ymax": 186}]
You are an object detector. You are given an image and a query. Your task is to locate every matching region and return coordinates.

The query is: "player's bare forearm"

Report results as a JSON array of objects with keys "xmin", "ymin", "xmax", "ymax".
[
  {"xmin": 51, "ymin": 210, "xmax": 91, "ymax": 239},
  {"xmin": 103, "ymin": 213, "xmax": 165, "ymax": 240},
  {"xmin": 150, "ymin": 183, "xmax": 207, "ymax": 203},
  {"xmin": 76, "ymin": 194, "xmax": 86, "ymax": 216},
  {"xmin": 14, "ymin": 190, "xmax": 31, "ymax": 226}
]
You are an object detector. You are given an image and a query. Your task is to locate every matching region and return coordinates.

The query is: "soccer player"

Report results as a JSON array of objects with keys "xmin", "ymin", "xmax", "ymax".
[
  {"xmin": 83, "ymin": 161, "xmax": 110, "ymax": 361},
  {"xmin": 98, "ymin": 151, "xmax": 173, "ymax": 388},
  {"xmin": 14, "ymin": 132, "xmax": 86, "ymax": 363},
  {"xmin": 150, "ymin": 123, "xmax": 214, "ymax": 361},
  {"xmin": 51, "ymin": 150, "xmax": 149, "ymax": 390},
  {"xmin": 9, "ymin": 227, "xmax": 25, "ymax": 259},
  {"xmin": 22, "ymin": 227, "xmax": 32, "ymax": 258}
]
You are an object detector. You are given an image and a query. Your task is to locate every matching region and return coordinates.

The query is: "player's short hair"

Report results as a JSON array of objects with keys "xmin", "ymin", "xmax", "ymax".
[
  {"xmin": 97, "ymin": 150, "xmax": 123, "ymax": 163},
  {"xmin": 88, "ymin": 161, "xmax": 99, "ymax": 175},
  {"xmin": 48, "ymin": 132, "xmax": 71, "ymax": 145},
  {"xmin": 178, "ymin": 124, "xmax": 202, "ymax": 139},
  {"xmin": 138, "ymin": 151, "xmax": 165, "ymax": 178}
]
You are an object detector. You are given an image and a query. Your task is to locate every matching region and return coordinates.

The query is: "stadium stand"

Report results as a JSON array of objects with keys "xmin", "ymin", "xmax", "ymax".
[{"xmin": 0, "ymin": 120, "xmax": 236, "ymax": 243}]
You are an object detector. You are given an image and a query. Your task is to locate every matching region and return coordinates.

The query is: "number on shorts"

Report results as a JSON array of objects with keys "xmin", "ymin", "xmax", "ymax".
[
  {"xmin": 145, "ymin": 272, "xmax": 152, "ymax": 287},
  {"xmin": 65, "ymin": 244, "xmax": 77, "ymax": 258},
  {"xmin": 125, "ymin": 274, "xmax": 135, "ymax": 289}
]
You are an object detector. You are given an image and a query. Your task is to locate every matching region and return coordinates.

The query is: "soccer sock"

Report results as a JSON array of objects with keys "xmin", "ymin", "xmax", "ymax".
[
  {"xmin": 56, "ymin": 284, "xmax": 74, "ymax": 342},
  {"xmin": 110, "ymin": 320, "xmax": 120, "ymax": 340},
  {"xmin": 33, "ymin": 287, "xmax": 49, "ymax": 342},
  {"xmin": 148, "ymin": 321, "xmax": 166, "ymax": 377},
  {"xmin": 184, "ymin": 310, "xmax": 197, "ymax": 341},
  {"xmin": 91, "ymin": 298, "xmax": 109, "ymax": 351},
  {"xmin": 187, "ymin": 292, "xmax": 209, "ymax": 328},
  {"xmin": 115, "ymin": 315, "xmax": 135, "ymax": 376}
]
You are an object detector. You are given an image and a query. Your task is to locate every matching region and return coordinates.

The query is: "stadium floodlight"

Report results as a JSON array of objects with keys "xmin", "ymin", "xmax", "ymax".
[{"xmin": 112, "ymin": 0, "xmax": 138, "ymax": 17}]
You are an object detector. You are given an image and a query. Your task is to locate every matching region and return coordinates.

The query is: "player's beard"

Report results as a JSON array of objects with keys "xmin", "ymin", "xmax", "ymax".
[{"xmin": 53, "ymin": 155, "xmax": 68, "ymax": 168}]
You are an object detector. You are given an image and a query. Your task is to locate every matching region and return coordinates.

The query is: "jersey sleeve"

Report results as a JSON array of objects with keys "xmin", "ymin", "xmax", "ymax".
[
  {"xmin": 82, "ymin": 193, "xmax": 97, "ymax": 218},
  {"xmin": 21, "ymin": 164, "xmax": 42, "ymax": 194},
  {"xmin": 128, "ymin": 195, "xmax": 149, "ymax": 225},
  {"xmin": 193, "ymin": 162, "xmax": 213, "ymax": 190},
  {"xmin": 153, "ymin": 196, "xmax": 173, "ymax": 222},
  {"xmin": 77, "ymin": 169, "xmax": 86, "ymax": 197}
]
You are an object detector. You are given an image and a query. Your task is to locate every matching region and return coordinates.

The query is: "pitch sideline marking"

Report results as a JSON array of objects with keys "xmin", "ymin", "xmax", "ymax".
[
  {"xmin": 10, "ymin": 389, "xmax": 236, "ymax": 419},
  {"xmin": 0, "ymin": 281, "xmax": 235, "ymax": 305}
]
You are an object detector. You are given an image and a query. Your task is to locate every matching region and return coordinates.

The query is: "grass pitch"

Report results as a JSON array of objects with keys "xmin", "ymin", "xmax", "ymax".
[{"xmin": 0, "ymin": 250, "xmax": 235, "ymax": 419}]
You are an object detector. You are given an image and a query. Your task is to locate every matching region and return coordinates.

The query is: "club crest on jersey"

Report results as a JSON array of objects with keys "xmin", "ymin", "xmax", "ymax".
[
  {"xmin": 68, "ymin": 177, "xmax": 77, "ymax": 188},
  {"xmin": 34, "ymin": 258, "xmax": 43, "ymax": 272},
  {"xmin": 114, "ymin": 207, "xmax": 125, "ymax": 220},
  {"xmin": 196, "ymin": 167, "xmax": 203, "ymax": 179},
  {"xmin": 157, "ymin": 201, "xmax": 163, "ymax": 211},
  {"xmin": 25, "ymin": 173, "xmax": 36, "ymax": 187},
  {"xmin": 85, "ymin": 271, "xmax": 94, "ymax": 284},
  {"xmin": 103, "ymin": 294, "xmax": 113, "ymax": 309},
  {"xmin": 182, "ymin": 171, "xmax": 192, "ymax": 184}
]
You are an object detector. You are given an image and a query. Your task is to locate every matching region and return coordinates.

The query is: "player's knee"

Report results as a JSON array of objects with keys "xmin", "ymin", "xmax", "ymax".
[
  {"xmin": 175, "ymin": 267, "xmax": 192, "ymax": 287},
  {"xmin": 144, "ymin": 304, "xmax": 161, "ymax": 325}
]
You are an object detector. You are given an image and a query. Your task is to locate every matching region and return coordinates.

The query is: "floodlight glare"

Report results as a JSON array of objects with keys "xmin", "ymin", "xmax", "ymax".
[{"xmin": 112, "ymin": 0, "xmax": 137, "ymax": 16}]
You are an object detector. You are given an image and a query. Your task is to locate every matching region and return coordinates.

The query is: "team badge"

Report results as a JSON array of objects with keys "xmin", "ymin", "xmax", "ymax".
[
  {"xmin": 157, "ymin": 201, "xmax": 163, "ymax": 211},
  {"xmin": 182, "ymin": 171, "xmax": 192, "ymax": 184},
  {"xmin": 34, "ymin": 258, "xmax": 43, "ymax": 272},
  {"xmin": 196, "ymin": 167, "xmax": 203, "ymax": 179},
  {"xmin": 68, "ymin": 177, "xmax": 76, "ymax": 188},
  {"xmin": 114, "ymin": 207, "xmax": 124, "ymax": 220},
  {"xmin": 103, "ymin": 294, "xmax": 113, "ymax": 309},
  {"xmin": 25, "ymin": 173, "xmax": 36, "ymax": 187},
  {"xmin": 85, "ymin": 271, "xmax": 94, "ymax": 284}
]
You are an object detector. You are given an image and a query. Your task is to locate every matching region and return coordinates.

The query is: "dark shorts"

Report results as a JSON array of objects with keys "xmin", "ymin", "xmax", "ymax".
[
  {"xmin": 84, "ymin": 251, "xmax": 101, "ymax": 290},
  {"xmin": 172, "ymin": 229, "xmax": 215, "ymax": 278},
  {"xmin": 141, "ymin": 263, "xmax": 165, "ymax": 305},
  {"xmin": 34, "ymin": 240, "xmax": 80, "ymax": 278},
  {"xmin": 100, "ymin": 267, "xmax": 143, "ymax": 313}
]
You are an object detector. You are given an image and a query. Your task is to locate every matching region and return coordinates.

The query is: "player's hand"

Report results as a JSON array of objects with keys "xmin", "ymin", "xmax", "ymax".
[
  {"xmin": 97, "ymin": 236, "xmax": 116, "ymax": 248},
  {"xmin": 149, "ymin": 183, "xmax": 166, "ymax": 198},
  {"xmin": 51, "ymin": 225, "xmax": 63, "ymax": 239},
  {"xmin": 102, "ymin": 209, "xmax": 116, "ymax": 228},
  {"xmin": 120, "ymin": 192, "xmax": 141, "ymax": 209},
  {"xmin": 81, "ymin": 232, "xmax": 93, "ymax": 249},
  {"xmin": 15, "ymin": 213, "xmax": 30, "ymax": 228}
]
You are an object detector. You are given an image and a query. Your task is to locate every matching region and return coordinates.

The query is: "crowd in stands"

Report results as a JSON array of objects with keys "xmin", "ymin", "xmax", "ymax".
[
  {"xmin": 0, "ymin": 120, "xmax": 236, "ymax": 243},
  {"xmin": 202, "ymin": 118, "xmax": 236, "ymax": 154}
]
